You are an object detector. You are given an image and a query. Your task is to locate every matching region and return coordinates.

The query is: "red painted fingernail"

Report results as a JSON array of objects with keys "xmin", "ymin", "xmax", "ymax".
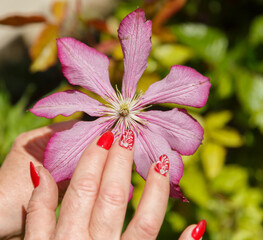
[
  {"xmin": 119, "ymin": 129, "xmax": 135, "ymax": 150},
  {"xmin": 191, "ymin": 220, "xmax": 207, "ymax": 240},
  {"xmin": 30, "ymin": 162, "xmax": 40, "ymax": 188},
  {"xmin": 154, "ymin": 154, "xmax": 169, "ymax": 176},
  {"xmin": 97, "ymin": 131, "xmax": 114, "ymax": 150}
]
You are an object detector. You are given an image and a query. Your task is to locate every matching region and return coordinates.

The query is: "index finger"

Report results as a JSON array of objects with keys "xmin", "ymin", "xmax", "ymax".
[{"xmin": 54, "ymin": 131, "xmax": 114, "ymax": 239}]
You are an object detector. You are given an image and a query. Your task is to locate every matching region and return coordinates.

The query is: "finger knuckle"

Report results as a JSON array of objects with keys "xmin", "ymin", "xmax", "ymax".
[
  {"xmin": 136, "ymin": 215, "xmax": 160, "ymax": 238},
  {"xmin": 26, "ymin": 199, "xmax": 47, "ymax": 226},
  {"xmin": 27, "ymin": 198, "xmax": 41, "ymax": 214},
  {"xmin": 70, "ymin": 174, "xmax": 99, "ymax": 200},
  {"xmin": 114, "ymin": 152, "xmax": 130, "ymax": 165},
  {"xmin": 100, "ymin": 183, "xmax": 127, "ymax": 207},
  {"xmin": 14, "ymin": 132, "xmax": 29, "ymax": 147}
]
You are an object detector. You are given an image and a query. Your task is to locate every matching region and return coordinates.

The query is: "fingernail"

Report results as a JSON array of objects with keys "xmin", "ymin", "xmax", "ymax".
[
  {"xmin": 191, "ymin": 220, "xmax": 207, "ymax": 240},
  {"xmin": 154, "ymin": 154, "xmax": 169, "ymax": 176},
  {"xmin": 30, "ymin": 162, "xmax": 40, "ymax": 188},
  {"xmin": 119, "ymin": 129, "xmax": 135, "ymax": 150},
  {"xmin": 97, "ymin": 131, "xmax": 114, "ymax": 150}
]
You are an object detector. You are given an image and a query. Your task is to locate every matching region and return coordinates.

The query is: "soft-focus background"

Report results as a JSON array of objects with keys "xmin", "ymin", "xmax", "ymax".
[{"xmin": 0, "ymin": 0, "xmax": 263, "ymax": 239}]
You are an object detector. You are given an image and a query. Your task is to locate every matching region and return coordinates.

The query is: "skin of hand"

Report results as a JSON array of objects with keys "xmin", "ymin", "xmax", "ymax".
[
  {"xmin": 0, "ymin": 121, "xmax": 76, "ymax": 239},
  {"xmin": 0, "ymin": 122, "xmax": 204, "ymax": 240}
]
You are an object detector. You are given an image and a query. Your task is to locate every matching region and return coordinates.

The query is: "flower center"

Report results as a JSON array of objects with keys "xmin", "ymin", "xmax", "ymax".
[{"xmin": 118, "ymin": 102, "xmax": 130, "ymax": 117}]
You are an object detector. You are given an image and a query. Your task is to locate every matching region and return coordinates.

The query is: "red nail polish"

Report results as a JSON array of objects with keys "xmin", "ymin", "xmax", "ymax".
[
  {"xmin": 154, "ymin": 154, "xmax": 169, "ymax": 176},
  {"xmin": 97, "ymin": 131, "xmax": 114, "ymax": 150},
  {"xmin": 119, "ymin": 129, "xmax": 134, "ymax": 150},
  {"xmin": 191, "ymin": 220, "xmax": 207, "ymax": 240},
  {"xmin": 30, "ymin": 162, "xmax": 40, "ymax": 188}
]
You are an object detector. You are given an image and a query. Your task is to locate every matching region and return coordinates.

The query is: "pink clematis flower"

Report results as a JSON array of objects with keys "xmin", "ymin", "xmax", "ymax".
[{"xmin": 30, "ymin": 9, "xmax": 211, "ymax": 201}]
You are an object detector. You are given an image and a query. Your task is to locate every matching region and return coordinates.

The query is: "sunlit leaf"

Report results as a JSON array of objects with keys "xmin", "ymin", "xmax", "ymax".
[
  {"xmin": 211, "ymin": 165, "xmax": 248, "ymax": 194},
  {"xmin": 52, "ymin": 1, "xmax": 67, "ymax": 24},
  {"xmin": 205, "ymin": 111, "xmax": 232, "ymax": 130},
  {"xmin": 137, "ymin": 73, "xmax": 160, "ymax": 93},
  {"xmin": 201, "ymin": 142, "xmax": 226, "ymax": 179},
  {"xmin": 170, "ymin": 23, "xmax": 228, "ymax": 63},
  {"xmin": 30, "ymin": 24, "xmax": 59, "ymax": 72},
  {"xmin": 210, "ymin": 129, "xmax": 243, "ymax": 148},
  {"xmin": 180, "ymin": 165, "xmax": 211, "ymax": 206},
  {"xmin": 0, "ymin": 15, "xmax": 46, "ymax": 26},
  {"xmin": 215, "ymin": 70, "xmax": 234, "ymax": 99},
  {"xmin": 236, "ymin": 69, "xmax": 263, "ymax": 132},
  {"xmin": 112, "ymin": 44, "xmax": 123, "ymax": 61},
  {"xmin": 232, "ymin": 188, "xmax": 262, "ymax": 207},
  {"xmin": 152, "ymin": 44, "xmax": 193, "ymax": 67},
  {"xmin": 249, "ymin": 15, "xmax": 263, "ymax": 46},
  {"xmin": 55, "ymin": 203, "xmax": 61, "ymax": 220},
  {"xmin": 53, "ymin": 112, "xmax": 83, "ymax": 123},
  {"xmin": 131, "ymin": 172, "xmax": 145, "ymax": 210},
  {"xmin": 166, "ymin": 212, "xmax": 187, "ymax": 232},
  {"xmin": 114, "ymin": 0, "xmax": 142, "ymax": 21}
]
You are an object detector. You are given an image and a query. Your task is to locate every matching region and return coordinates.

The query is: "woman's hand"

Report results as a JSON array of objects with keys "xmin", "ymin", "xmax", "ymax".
[
  {"xmin": 0, "ymin": 121, "xmax": 76, "ymax": 238},
  {"xmin": 24, "ymin": 130, "xmax": 206, "ymax": 240}
]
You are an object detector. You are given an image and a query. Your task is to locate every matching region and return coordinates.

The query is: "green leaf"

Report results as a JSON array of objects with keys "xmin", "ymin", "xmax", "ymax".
[
  {"xmin": 152, "ymin": 44, "xmax": 193, "ymax": 67},
  {"xmin": 201, "ymin": 142, "xmax": 226, "ymax": 179},
  {"xmin": 180, "ymin": 165, "xmax": 211, "ymax": 206},
  {"xmin": 170, "ymin": 23, "xmax": 228, "ymax": 63},
  {"xmin": 211, "ymin": 165, "xmax": 248, "ymax": 194},
  {"xmin": 210, "ymin": 129, "xmax": 243, "ymax": 148},
  {"xmin": 0, "ymin": 88, "xmax": 51, "ymax": 164},
  {"xmin": 131, "ymin": 172, "xmax": 145, "ymax": 210},
  {"xmin": 166, "ymin": 212, "xmax": 187, "ymax": 232},
  {"xmin": 236, "ymin": 69, "xmax": 263, "ymax": 132},
  {"xmin": 205, "ymin": 111, "xmax": 232, "ymax": 130},
  {"xmin": 249, "ymin": 15, "xmax": 263, "ymax": 46}
]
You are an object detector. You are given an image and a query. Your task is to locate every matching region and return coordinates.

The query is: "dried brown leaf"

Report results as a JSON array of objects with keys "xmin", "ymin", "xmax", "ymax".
[
  {"xmin": 153, "ymin": 0, "xmax": 186, "ymax": 32},
  {"xmin": 0, "ymin": 15, "xmax": 46, "ymax": 26}
]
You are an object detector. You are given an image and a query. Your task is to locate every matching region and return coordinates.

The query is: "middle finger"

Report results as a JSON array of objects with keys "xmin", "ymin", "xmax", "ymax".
[{"xmin": 89, "ymin": 130, "xmax": 135, "ymax": 240}]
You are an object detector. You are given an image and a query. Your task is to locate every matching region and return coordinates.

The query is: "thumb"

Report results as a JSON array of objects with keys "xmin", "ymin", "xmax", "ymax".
[
  {"xmin": 24, "ymin": 163, "xmax": 58, "ymax": 240},
  {"xmin": 179, "ymin": 220, "xmax": 207, "ymax": 240}
]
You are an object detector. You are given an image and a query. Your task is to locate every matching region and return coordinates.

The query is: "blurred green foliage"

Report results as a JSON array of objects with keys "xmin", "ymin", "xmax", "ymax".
[
  {"xmin": 0, "ymin": 0, "xmax": 263, "ymax": 239},
  {"xmin": 0, "ymin": 84, "xmax": 51, "ymax": 164}
]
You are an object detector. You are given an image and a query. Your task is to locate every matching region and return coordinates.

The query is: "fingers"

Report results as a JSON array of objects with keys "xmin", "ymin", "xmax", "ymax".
[
  {"xmin": 122, "ymin": 160, "xmax": 170, "ymax": 240},
  {"xmin": 0, "ymin": 121, "xmax": 76, "ymax": 238},
  {"xmin": 179, "ymin": 220, "xmax": 206, "ymax": 240},
  {"xmin": 89, "ymin": 130, "xmax": 135, "ymax": 240},
  {"xmin": 54, "ymin": 131, "xmax": 114, "ymax": 239},
  {"xmin": 178, "ymin": 225, "xmax": 196, "ymax": 240},
  {"xmin": 179, "ymin": 220, "xmax": 207, "ymax": 240},
  {"xmin": 24, "ymin": 164, "xmax": 58, "ymax": 240}
]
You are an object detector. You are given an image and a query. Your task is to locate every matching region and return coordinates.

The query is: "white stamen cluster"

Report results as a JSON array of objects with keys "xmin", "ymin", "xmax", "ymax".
[{"xmin": 104, "ymin": 89, "xmax": 147, "ymax": 133}]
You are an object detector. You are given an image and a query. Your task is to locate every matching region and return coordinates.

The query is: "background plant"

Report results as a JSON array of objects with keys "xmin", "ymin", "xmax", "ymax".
[{"xmin": 0, "ymin": 0, "xmax": 262, "ymax": 239}]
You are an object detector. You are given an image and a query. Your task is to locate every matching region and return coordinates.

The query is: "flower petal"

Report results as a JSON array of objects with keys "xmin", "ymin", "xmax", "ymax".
[
  {"xmin": 140, "ymin": 65, "xmax": 211, "ymax": 108},
  {"xmin": 134, "ymin": 128, "xmax": 186, "ymax": 201},
  {"xmin": 44, "ymin": 119, "xmax": 114, "ymax": 182},
  {"xmin": 30, "ymin": 90, "xmax": 108, "ymax": 118},
  {"xmin": 57, "ymin": 37, "xmax": 117, "ymax": 101},
  {"xmin": 118, "ymin": 9, "xmax": 152, "ymax": 100},
  {"xmin": 140, "ymin": 109, "xmax": 204, "ymax": 155}
]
